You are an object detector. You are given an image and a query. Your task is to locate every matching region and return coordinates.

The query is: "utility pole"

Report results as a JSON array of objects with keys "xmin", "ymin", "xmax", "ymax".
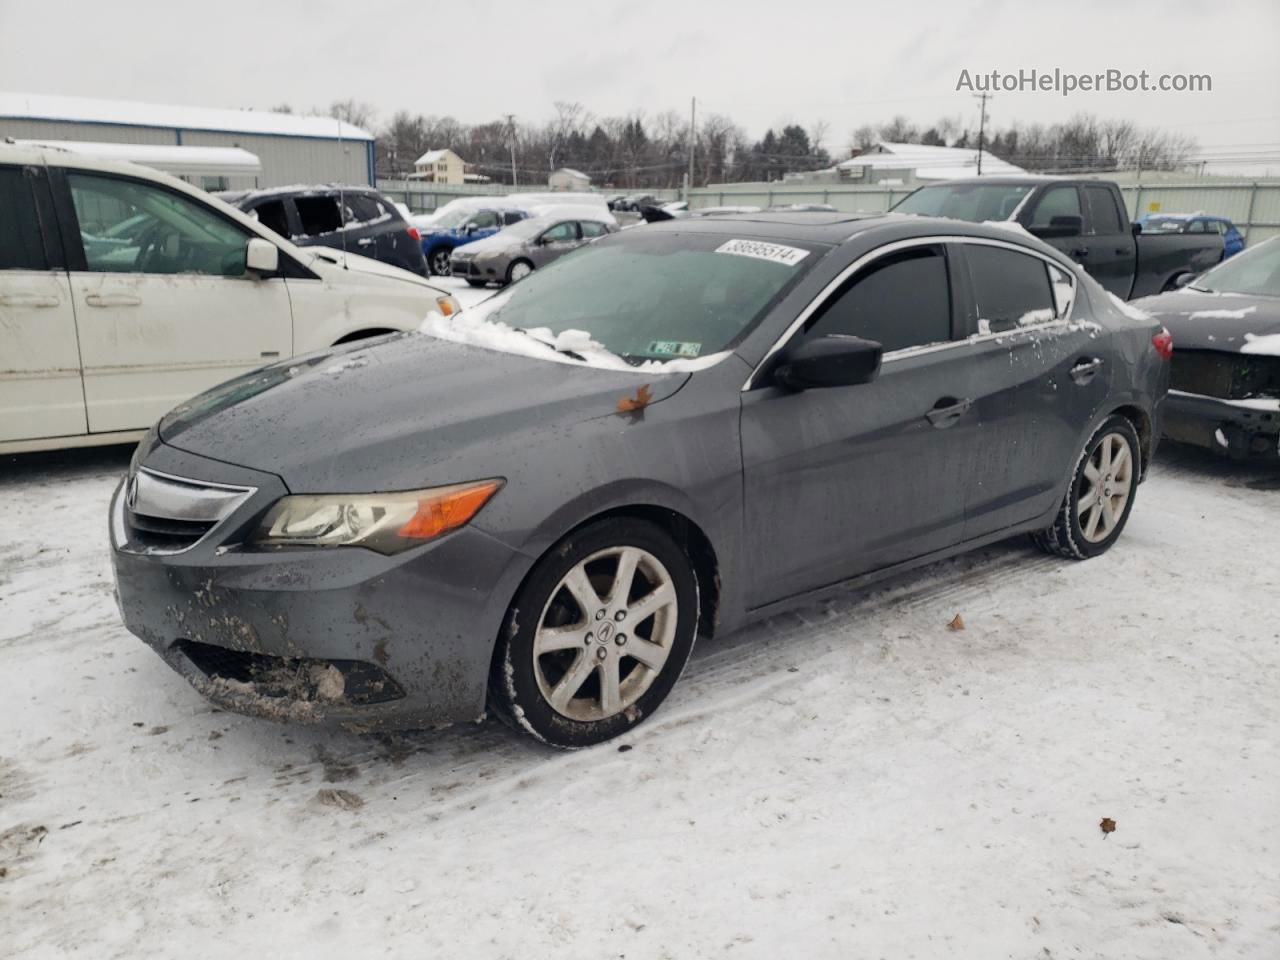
[
  {"xmin": 505, "ymin": 113, "xmax": 518, "ymax": 187},
  {"xmin": 973, "ymin": 92, "xmax": 991, "ymax": 176},
  {"xmin": 686, "ymin": 96, "xmax": 696, "ymax": 200}
]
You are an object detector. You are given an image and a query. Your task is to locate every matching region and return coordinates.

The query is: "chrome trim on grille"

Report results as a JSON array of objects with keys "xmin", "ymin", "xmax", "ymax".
[{"xmin": 116, "ymin": 468, "xmax": 257, "ymax": 556}]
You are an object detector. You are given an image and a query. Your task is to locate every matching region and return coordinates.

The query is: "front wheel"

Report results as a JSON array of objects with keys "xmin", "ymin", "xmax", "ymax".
[
  {"xmin": 1034, "ymin": 415, "xmax": 1141, "ymax": 560},
  {"xmin": 427, "ymin": 247, "xmax": 452, "ymax": 276},
  {"xmin": 506, "ymin": 259, "xmax": 533, "ymax": 285},
  {"xmin": 489, "ymin": 518, "xmax": 699, "ymax": 748}
]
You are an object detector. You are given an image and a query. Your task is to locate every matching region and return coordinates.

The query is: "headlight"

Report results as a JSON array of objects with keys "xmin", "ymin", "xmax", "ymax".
[
  {"xmin": 251, "ymin": 480, "xmax": 502, "ymax": 554},
  {"xmin": 435, "ymin": 294, "xmax": 460, "ymax": 316}
]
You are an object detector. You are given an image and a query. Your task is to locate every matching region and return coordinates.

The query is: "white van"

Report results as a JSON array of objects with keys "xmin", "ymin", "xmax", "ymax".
[{"xmin": 0, "ymin": 144, "xmax": 459, "ymax": 454}]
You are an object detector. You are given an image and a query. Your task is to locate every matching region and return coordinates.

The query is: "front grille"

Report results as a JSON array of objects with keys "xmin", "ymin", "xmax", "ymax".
[
  {"xmin": 174, "ymin": 640, "xmax": 405, "ymax": 705},
  {"xmin": 1171, "ymin": 350, "xmax": 1280, "ymax": 400},
  {"xmin": 126, "ymin": 511, "xmax": 215, "ymax": 550}
]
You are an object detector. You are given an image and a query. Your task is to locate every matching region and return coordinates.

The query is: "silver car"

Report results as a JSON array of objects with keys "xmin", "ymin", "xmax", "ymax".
[{"xmin": 450, "ymin": 214, "xmax": 618, "ymax": 287}]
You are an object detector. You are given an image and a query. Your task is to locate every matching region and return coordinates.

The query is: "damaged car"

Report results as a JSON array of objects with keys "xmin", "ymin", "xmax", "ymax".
[
  {"xmin": 1134, "ymin": 237, "xmax": 1280, "ymax": 459},
  {"xmin": 110, "ymin": 213, "xmax": 1170, "ymax": 747}
]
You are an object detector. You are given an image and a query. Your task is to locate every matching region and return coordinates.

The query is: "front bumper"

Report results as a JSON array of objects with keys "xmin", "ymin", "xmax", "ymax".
[
  {"xmin": 449, "ymin": 254, "xmax": 506, "ymax": 281},
  {"xmin": 109, "ymin": 443, "xmax": 531, "ymax": 731},
  {"xmin": 1162, "ymin": 389, "xmax": 1280, "ymax": 459}
]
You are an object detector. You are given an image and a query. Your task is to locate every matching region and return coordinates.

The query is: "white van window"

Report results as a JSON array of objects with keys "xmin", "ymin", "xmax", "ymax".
[{"xmin": 69, "ymin": 174, "xmax": 250, "ymax": 277}]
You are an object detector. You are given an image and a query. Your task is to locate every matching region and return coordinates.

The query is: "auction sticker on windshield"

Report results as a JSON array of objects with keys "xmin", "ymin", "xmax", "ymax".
[
  {"xmin": 647, "ymin": 340, "xmax": 703, "ymax": 357},
  {"xmin": 715, "ymin": 239, "xmax": 810, "ymax": 266}
]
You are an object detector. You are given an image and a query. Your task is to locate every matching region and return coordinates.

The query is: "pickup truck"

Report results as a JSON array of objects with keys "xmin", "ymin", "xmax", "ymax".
[{"xmin": 892, "ymin": 176, "xmax": 1225, "ymax": 299}]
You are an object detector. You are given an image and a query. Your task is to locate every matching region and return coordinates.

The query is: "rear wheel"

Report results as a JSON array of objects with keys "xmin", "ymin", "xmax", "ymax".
[
  {"xmin": 489, "ymin": 518, "xmax": 698, "ymax": 748},
  {"xmin": 428, "ymin": 247, "xmax": 452, "ymax": 276},
  {"xmin": 466, "ymin": 279, "xmax": 487, "ymax": 288},
  {"xmin": 1034, "ymin": 415, "xmax": 1141, "ymax": 560},
  {"xmin": 506, "ymin": 259, "xmax": 533, "ymax": 284}
]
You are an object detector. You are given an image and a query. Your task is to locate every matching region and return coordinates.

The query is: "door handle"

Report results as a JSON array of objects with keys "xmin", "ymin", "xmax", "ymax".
[
  {"xmin": 0, "ymin": 294, "xmax": 60, "ymax": 307},
  {"xmin": 1070, "ymin": 357, "xmax": 1104, "ymax": 384},
  {"xmin": 1070, "ymin": 247, "xmax": 1089, "ymax": 258},
  {"xmin": 86, "ymin": 292, "xmax": 142, "ymax": 307},
  {"xmin": 1114, "ymin": 248, "xmax": 1128, "ymax": 255},
  {"xmin": 356, "ymin": 238, "xmax": 374, "ymax": 246},
  {"xmin": 925, "ymin": 397, "xmax": 972, "ymax": 428}
]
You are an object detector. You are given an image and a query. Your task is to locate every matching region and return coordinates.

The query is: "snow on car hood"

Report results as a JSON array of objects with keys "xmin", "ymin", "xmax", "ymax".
[
  {"xmin": 306, "ymin": 246, "xmax": 441, "ymax": 290},
  {"xmin": 1131, "ymin": 289, "xmax": 1280, "ymax": 352},
  {"xmin": 158, "ymin": 333, "xmax": 691, "ymax": 492}
]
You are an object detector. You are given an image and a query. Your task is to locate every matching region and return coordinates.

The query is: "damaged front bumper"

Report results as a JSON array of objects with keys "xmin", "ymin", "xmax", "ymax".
[
  {"xmin": 1162, "ymin": 389, "xmax": 1280, "ymax": 460},
  {"xmin": 109, "ymin": 442, "xmax": 531, "ymax": 732}
]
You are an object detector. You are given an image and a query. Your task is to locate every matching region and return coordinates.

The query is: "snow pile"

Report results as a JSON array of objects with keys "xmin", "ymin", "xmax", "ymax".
[
  {"xmin": 981, "ymin": 219, "xmax": 1037, "ymax": 239},
  {"xmin": 418, "ymin": 304, "xmax": 728, "ymax": 374},
  {"xmin": 1241, "ymin": 331, "xmax": 1280, "ymax": 355},
  {"xmin": 1189, "ymin": 306, "xmax": 1258, "ymax": 320}
]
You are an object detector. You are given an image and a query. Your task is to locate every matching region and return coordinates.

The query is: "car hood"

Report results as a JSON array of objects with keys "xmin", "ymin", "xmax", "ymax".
[
  {"xmin": 158, "ymin": 333, "xmax": 689, "ymax": 493},
  {"xmin": 1132, "ymin": 289, "xmax": 1280, "ymax": 352},
  {"xmin": 306, "ymin": 247, "xmax": 441, "ymax": 291}
]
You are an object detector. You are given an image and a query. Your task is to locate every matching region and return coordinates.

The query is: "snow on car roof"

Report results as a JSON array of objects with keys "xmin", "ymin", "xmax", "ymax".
[
  {"xmin": 0, "ymin": 92, "xmax": 374, "ymax": 140},
  {"xmin": 13, "ymin": 140, "xmax": 261, "ymax": 175}
]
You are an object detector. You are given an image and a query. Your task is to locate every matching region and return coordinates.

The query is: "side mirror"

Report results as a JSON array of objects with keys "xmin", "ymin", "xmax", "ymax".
[
  {"xmin": 1132, "ymin": 222, "xmax": 1143, "ymax": 236},
  {"xmin": 1029, "ymin": 215, "xmax": 1083, "ymax": 239},
  {"xmin": 774, "ymin": 335, "xmax": 883, "ymax": 391},
  {"xmin": 245, "ymin": 237, "xmax": 279, "ymax": 275}
]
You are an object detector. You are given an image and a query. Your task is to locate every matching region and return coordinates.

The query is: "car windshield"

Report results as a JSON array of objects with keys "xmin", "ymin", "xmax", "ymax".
[
  {"xmin": 1192, "ymin": 238, "xmax": 1280, "ymax": 296},
  {"xmin": 1144, "ymin": 218, "xmax": 1187, "ymax": 233},
  {"xmin": 893, "ymin": 183, "xmax": 1034, "ymax": 222},
  {"xmin": 439, "ymin": 231, "xmax": 818, "ymax": 363}
]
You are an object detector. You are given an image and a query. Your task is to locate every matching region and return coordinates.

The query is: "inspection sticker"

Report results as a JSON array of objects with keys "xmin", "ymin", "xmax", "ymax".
[
  {"xmin": 715, "ymin": 238, "xmax": 810, "ymax": 266},
  {"xmin": 647, "ymin": 340, "xmax": 703, "ymax": 357}
]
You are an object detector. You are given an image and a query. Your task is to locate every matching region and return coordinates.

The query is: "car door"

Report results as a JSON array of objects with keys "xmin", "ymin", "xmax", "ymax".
[
  {"xmin": 1078, "ymin": 185, "xmax": 1135, "ymax": 299},
  {"xmin": 56, "ymin": 168, "xmax": 292, "ymax": 434},
  {"xmin": 0, "ymin": 162, "xmax": 88, "ymax": 443},
  {"xmin": 740, "ymin": 241, "xmax": 977, "ymax": 607},
  {"xmin": 531, "ymin": 221, "xmax": 582, "ymax": 267},
  {"xmin": 954, "ymin": 239, "xmax": 1112, "ymax": 538}
]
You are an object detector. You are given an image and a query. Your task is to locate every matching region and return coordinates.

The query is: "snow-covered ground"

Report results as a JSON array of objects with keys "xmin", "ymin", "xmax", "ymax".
[{"xmin": 2, "ymin": 425, "xmax": 1277, "ymax": 957}]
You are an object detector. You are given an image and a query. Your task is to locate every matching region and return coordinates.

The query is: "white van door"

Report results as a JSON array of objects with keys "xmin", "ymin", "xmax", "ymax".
[
  {"xmin": 60, "ymin": 170, "xmax": 292, "ymax": 434},
  {"xmin": 0, "ymin": 163, "xmax": 87, "ymax": 443}
]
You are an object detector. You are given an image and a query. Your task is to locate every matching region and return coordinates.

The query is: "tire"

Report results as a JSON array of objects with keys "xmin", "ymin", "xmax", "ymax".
[
  {"xmin": 488, "ymin": 517, "xmax": 699, "ymax": 748},
  {"xmin": 427, "ymin": 247, "xmax": 452, "ymax": 276},
  {"xmin": 1163, "ymin": 273, "xmax": 1190, "ymax": 292},
  {"xmin": 1034, "ymin": 414, "xmax": 1142, "ymax": 560},
  {"xmin": 506, "ymin": 259, "xmax": 533, "ymax": 285},
  {"xmin": 466, "ymin": 279, "xmax": 487, "ymax": 288}
]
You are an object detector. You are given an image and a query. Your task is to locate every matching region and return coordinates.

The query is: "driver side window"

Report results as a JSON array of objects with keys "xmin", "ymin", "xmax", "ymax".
[
  {"xmin": 468, "ymin": 210, "xmax": 500, "ymax": 230},
  {"xmin": 68, "ymin": 173, "xmax": 250, "ymax": 277},
  {"xmin": 541, "ymin": 221, "xmax": 579, "ymax": 243}
]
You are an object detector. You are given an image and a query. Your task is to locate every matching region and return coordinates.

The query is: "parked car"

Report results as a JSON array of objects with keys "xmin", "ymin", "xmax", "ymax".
[
  {"xmin": 0, "ymin": 143, "xmax": 459, "ymax": 455},
  {"xmin": 1132, "ymin": 237, "xmax": 1279, "ymax": 459},
  {"xmin": 419, "ymin": 204, "xmax": 531, "ymax": 276},
  {"xmin": 111, "ymin": 212, "xmax": 1169, "ymax": 747},
  {"xmin": 450, "ymin": 213, "xmax": 618, "ymax": 286},
  {"xmin": 217, "ymin": 185, "xmax": 429, "ymax": 277},
  {"xmin": 892, "ymin": 177, "xmax": 1224, "ymax": 299},
  {"xmin": 1137, "ymin": 213, "xmax": 1245, "ymax": 259}
]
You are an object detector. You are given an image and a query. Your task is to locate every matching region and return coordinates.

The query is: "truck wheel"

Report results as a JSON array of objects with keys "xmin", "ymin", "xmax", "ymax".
[
  {"xmin": 488, "ymin": 517, "xmax": 699, "ymax": 748},
  {"xmin": 428, "ymin": 248, "xmax": 452, "ymax": 276}
]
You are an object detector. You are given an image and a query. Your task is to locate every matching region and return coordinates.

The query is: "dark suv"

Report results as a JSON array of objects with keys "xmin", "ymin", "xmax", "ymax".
[{"xmin": 217, "ymin": 185, "xmax": 428, "ymax": 276}]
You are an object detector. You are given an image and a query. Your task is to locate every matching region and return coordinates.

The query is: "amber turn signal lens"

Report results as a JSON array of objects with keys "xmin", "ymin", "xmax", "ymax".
[
  {"xmin": 397, "ymin": 480, "xmax": 502, "ymax": 540},
  {"xmin": 436, "ymin": 296, "xmax": 457, "ymax": 317}
]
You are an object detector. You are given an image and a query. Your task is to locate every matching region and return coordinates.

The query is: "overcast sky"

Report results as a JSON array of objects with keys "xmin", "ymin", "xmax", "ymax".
[{"xmin": 2, "ymin": 0, "xmax": 1277, "ymax": 169}]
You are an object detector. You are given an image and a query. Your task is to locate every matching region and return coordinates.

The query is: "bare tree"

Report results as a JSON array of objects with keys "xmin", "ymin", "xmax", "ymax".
[{"xmin": 328, "ymin": 99, "xmax": 377, "ymax": 130}]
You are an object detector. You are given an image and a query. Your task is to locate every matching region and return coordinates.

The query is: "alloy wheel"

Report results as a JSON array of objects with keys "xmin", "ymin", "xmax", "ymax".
[
  {"xmin": 532, "ymin": 546, "xmax": 679, "ymax": 722},
  {"xmin": 509, "ymin": 261, "xmax": 532, "ymax": 282},
  {"xmin": 1077, "ymin": 432, "xmax": 1134, "ymax": 543},
  {"xmin": 430, "ymin": 250, "xmax": 452, "ymax": 276}
]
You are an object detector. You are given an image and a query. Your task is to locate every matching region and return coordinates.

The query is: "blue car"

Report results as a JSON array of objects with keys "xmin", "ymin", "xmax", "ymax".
[
  {"xmin": 1137, "ymin": 213, "xmax": 1244, "ymax": 260},
  {"xmin": 419, "ymin": 205, "xmax": 531, "ymax": 276}
]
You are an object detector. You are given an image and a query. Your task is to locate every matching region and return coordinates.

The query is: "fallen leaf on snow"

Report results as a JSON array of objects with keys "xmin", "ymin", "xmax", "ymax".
[
  {"xmin": 1099, "ymin": 817, "xmax": 1116, "ymax": 835},
  {"xmin": 316, "ymin": 788, "xmax": 364, "ymax": 811},
  {"xmin": 617, "ymin": 384, "xmax": 654, "ymax": 413},
  {"xmin": 948, "ymin": 614, "xmax": 965, "ymax": 631}
]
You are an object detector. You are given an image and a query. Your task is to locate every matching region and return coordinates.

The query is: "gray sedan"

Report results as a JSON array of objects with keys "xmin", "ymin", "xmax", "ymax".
[
  {"xmin": 450, "ymin": 214, "xmax": 617, "ymax": 287},
  {"xmin": 110, "ymin": 213, "xmax": 1170, "ymax": 748}
]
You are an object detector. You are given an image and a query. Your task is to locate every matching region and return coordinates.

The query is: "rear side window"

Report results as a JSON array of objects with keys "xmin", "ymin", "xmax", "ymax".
[
  {"xmin": 580, "ymin": 221, "xmax": 609, "ymax": 238},
  {"xmin": 294, "ymin": 195, "xmax": 343, "ymax": 236},
  {"xmin": 502, "ymin": 211, "xmax": 524, "ymax": 226},
  {"xmin": 343, "ymin": 194, "xmax": 383, "ymax": 225},
  {"xmin": 805, "ymin": 246, "xmax": 951, "ymax": 353},
  {"xmin": 1083, "ymin": 186, "xmax": 1124, "ymax": 236},
  {"xmin": 964, "ymin": 244, "xmax": 1057, "ymax": 333},
  {"xmin": 0, "ymin": 166, "xmax": 46, "ymax": 270},
  {"xmin": 249, "ymin": 199, "xmax": 291, "ymax": 238},
  {"xmin": 1029, "ymin": 186, "xmax": 1081, "ymax": 229}
]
